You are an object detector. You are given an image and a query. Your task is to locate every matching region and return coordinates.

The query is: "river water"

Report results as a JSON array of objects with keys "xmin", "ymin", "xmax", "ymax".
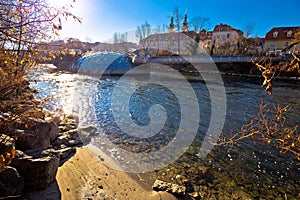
[{"xmin": 31, "ymin": 69, "xmax": 300, "ymax": 199}]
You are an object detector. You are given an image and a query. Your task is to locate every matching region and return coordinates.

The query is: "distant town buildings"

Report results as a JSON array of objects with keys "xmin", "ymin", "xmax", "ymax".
[
  {"xmin": 140, "ymin": 16, "xmax": 300, "ymax": 56},
  {"xmin": 40, "ymin": 15, "xmax": 299, "ymax": 58},
  {"xmin": 264, "ymin": 26, "xmax": 300, "ymax": 54}
]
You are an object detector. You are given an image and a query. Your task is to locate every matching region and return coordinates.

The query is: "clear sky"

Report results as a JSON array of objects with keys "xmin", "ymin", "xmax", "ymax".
[{"xmin": 55, "ymin": 0, "xmax": 300, "ymax": 42}]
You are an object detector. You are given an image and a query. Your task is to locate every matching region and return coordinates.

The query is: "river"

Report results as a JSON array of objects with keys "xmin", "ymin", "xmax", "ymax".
[{"xmin": 30, "ymin": 69, "xmax": 300, "ymax": 199}]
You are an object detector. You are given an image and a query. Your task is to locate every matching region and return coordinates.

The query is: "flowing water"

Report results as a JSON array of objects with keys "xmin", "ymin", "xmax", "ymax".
[{"xmin": 31, "ymin": 67, "xmax": 300, "ymax": 199}]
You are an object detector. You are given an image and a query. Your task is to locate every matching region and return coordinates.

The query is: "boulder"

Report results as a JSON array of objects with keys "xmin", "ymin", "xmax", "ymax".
[
  {"xmin": 0, "ymin": 134, "xmax": 16, "ymax": 172},
  {"xmin": 56, "ymin": 147, "xmax": 76, "ymax": 163},
  {"xmin": 0, "ymin": 166, "xmax": 24, "ymax": 197},
  {"xmin": 53, "ymin": 129, "xmax": 82, "ymax": 147},
  {"xmin": 15, "ymin": 120, "xmax": 59, "ymax": 150},
  {"xmin": 152, "ymin": 180, "xmax": 186, "ymax": 196},
  {"xmin": 58, "ymin": 116, "xmax": 77, "ymax": 132},
  {"xmin": 77, "ymin": 126, "xmax": 98, "ymax": 144},
  {"xmin": 0, "ymin": 134, "xmax": 15, "ymax": 156},
  {"xmin": 25, "ymin": 180, "xmax": 61, "ymax": 200},
  {"xmin": 11, "ymin": 149, "xmax": 60, "ymax": 191}
]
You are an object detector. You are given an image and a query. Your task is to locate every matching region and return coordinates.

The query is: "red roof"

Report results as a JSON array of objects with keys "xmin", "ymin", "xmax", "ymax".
[
  {"xmin": 213, "ymin": 23, "xmax": 244, "ymax": 35},
  {"xmin": 182, "ymin": 31, "xmax": 197, "ymax": 39},
  {"xmin": 199, "ymin": 29, "xmax": 212, "ymax": 40},
  {"xmin": 265, "ymin": 26, "xmax": 300, "ymax": 40}
]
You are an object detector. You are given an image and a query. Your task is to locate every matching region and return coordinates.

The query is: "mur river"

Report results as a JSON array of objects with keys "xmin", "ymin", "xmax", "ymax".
[{"xmin": 31, "ymin": 65, "xmax": 299, "ymax": 199}]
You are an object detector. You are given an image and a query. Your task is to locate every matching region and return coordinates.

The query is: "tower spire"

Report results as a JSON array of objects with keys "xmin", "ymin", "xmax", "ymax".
[
  {"xmin": 182, "ymin": 11, "xmax": 188, "ymax": 32},
  {"xmin": 168, "ymin": 14, "xmax": 175, "ymax": 32}
]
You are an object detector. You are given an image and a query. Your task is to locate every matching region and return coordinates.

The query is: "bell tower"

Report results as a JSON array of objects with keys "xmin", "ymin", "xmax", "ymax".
[
  {"xmin": 182, "ymin": 12, "xmax": 188, "ymax": 32},
  {"xmin": 168, "ymin": 16, "xmax": 175, "ymax": 32}
]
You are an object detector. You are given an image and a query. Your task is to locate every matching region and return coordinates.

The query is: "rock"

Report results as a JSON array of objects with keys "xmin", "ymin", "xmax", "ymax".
[
  {"xmin": 232, "ymin": 190, "xmax": 252, "ymax": 200},
  {"xmin": 15, "ymin": 120, "xmax": 59, "ymax": 150},
  {"xmin": 56, "ymin": 147, "xmax": 76, "ymax": 162},
  {"xmin": 53, "ymin": 129, "xmax": 82, "ymax": 147},
  {"xmin": 0, "ymin": 166, "xmax": 24, "ymax": 197},
  {"xmin": 0, "ymin": 134, "xmax": 15, "ymax": 155},
  {"xmin": 0, "ymin": 134, "xmax": 16, "ymax": 172},
  {"xmin": 77, "ymin": 126, "xmax": 98, "ymax": 144},
  {"xmin": 152, "ymin": 180, "xmax": 186, "ymax": 196},
  {"xmin": 0, "ymin": 113, "xmax": 10, "ymax": 121},
  {"xmin": 11, "ymin": 149, "xmax": 60, "ymax": 191},
  {"xmin": 79, "ymin": 126, "xmax": 97, "ymax": 135},
  {"xmin": 25, "ymin": 180, "xmax": 61, "ymax": 200},
  {"xmin": 59, "ymin": 117, "xmax": 77, "ymax": 132}
]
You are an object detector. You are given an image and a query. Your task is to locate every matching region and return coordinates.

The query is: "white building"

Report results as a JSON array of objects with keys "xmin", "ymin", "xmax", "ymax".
[
  {"xmin": 140, "ymin": 13, "xmax": 201, "ymax": 56},
  {"xmin": 212, "ymin": 23, "xmax": 245, "ymax": 55}
]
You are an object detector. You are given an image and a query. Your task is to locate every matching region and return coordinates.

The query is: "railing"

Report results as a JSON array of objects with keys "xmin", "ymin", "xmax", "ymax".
[{"xmin": 142, "ymin": 56, "xmax": 261, "ymax": 64}]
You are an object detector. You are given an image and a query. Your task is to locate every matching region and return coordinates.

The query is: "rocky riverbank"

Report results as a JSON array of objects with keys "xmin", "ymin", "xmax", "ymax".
[
  {"xmin": 0, "ymin": 114, "xmax": 83, "ymax": 198},
  {"xmin": 0, "ymin": 69, "xmax": 180, "ymax": 199},
  {"xmin": 0, "ymin": 113, "xmax": 184, "ymax": 200}
]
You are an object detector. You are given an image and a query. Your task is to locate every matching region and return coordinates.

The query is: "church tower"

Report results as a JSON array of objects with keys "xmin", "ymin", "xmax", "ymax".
[
  {"xmin": 181, "ymin": 12, "xmax": 188, "ymax": 32},
  {"xmin": 168, "ymin": 16, "xmax": 175, "ymax": 32}
]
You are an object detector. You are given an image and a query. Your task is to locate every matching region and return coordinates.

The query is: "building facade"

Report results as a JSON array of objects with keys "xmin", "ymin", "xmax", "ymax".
[
  {"xmin": 212, "ymin": 23, "xmax": 245, "ymax": 55},
  {"xmin": 199, "ymin": 29, "xmax": 213, "ymax": 53},
  {"xmin": 264, "ymin": 26, "xmax": 300, "ymax": 54},
  {"xmin": 140, "ymin": 13, "xmax": 202, "ymax": 56}
]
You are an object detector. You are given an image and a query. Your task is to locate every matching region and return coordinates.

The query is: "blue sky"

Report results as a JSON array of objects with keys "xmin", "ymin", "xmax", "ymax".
[{"xmin": 57, "ymin": 0, "xmax": 300, "ymax": 42}]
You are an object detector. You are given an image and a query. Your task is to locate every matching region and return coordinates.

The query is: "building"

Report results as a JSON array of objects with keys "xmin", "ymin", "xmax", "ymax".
[
  {"xmin": 181, "ymin": 13, "xmax": 188, "ymax": 32},
  {"xmin": 244, "ymin": 37, "xmax": 265, "ymax": 55},
  {"xmin": 264, "ymin": 26, "xmax": 300, "ymax": 54},
  {"xmin": 140, "ymin": 13, "xmax": 201, "ymax": 56},
  {"xmin": 212, "ymin": 23, "xmax": 245, "ymax": 55},
  {"xmin": 199, "ymin": 29, "xmax": 213, "ymax": 53}
]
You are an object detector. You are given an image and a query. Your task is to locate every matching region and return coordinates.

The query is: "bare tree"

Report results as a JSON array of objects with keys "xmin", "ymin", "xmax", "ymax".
[
  {"xmin": 0, "ymin": 0, "xmax": 81, "ymax": 70},
  {"xmin": 0, "ymin": 0, "xmax": 80, "ymax": 171},
  {"xmin": 245, "ymin": 23, "xmax": 255, "ymax": 38},
  {"xmin": 172, "ymin": 6, "xmax": 183, "ymax": 54},
  {"xmin": 173, "ymin": 6, "xmax": 182, "ymax": 32},
  {"xmin": 190, "ymin": 16, "xmax": 211, "ymax": 32},
  {"xmin": 135, "ymin": 21, "xmax": 152, "ymax": 42},
  {"xmin": 113, "ymin": 32, "xmax": 128, "ymax": 43},
  {"xmin": 113, "ymin": 32, "xmax": 119, "ymax": 43},
  {"xmin": 218, "ymin": 30, "xmax": 300, "ymax": 161}
]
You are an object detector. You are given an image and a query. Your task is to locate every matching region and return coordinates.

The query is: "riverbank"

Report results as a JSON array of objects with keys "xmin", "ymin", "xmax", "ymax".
[{"xmin": 56, "ymin": 147, "xmax": 177, "ymax": 200}]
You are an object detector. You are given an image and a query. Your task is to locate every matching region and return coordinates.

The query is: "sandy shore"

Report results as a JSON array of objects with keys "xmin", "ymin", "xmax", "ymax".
[{"xmin": 56, "ymin": 147, "xmax": 177, "ymax": 200}]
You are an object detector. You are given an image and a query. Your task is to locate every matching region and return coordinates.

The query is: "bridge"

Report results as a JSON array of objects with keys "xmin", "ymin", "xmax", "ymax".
[{"xmin": 134, "ymin": 56, "xmax": 280, "ymax": 65}]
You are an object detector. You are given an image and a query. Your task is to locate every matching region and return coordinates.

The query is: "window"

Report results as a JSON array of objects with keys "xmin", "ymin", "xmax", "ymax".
[
  {"xmin": 285, "ymin": 42, "xmax": 289, "ymax": 47},
  {"xmin": 273, "ymin": 31, "xmax": 278, "ymax": 38},
  {"xmin": 227, "ymin": 33, "xmax": 230, "ymax": 38},
  {"xmin": 287, "ymin": 31, "xmax": 293, "ymax": 37}
]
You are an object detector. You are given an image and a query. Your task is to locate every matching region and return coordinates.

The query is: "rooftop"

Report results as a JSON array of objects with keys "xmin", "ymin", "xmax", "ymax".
[{"xmin": 265, "ymin": 26, "xmax": 300, "ymax": 40}]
